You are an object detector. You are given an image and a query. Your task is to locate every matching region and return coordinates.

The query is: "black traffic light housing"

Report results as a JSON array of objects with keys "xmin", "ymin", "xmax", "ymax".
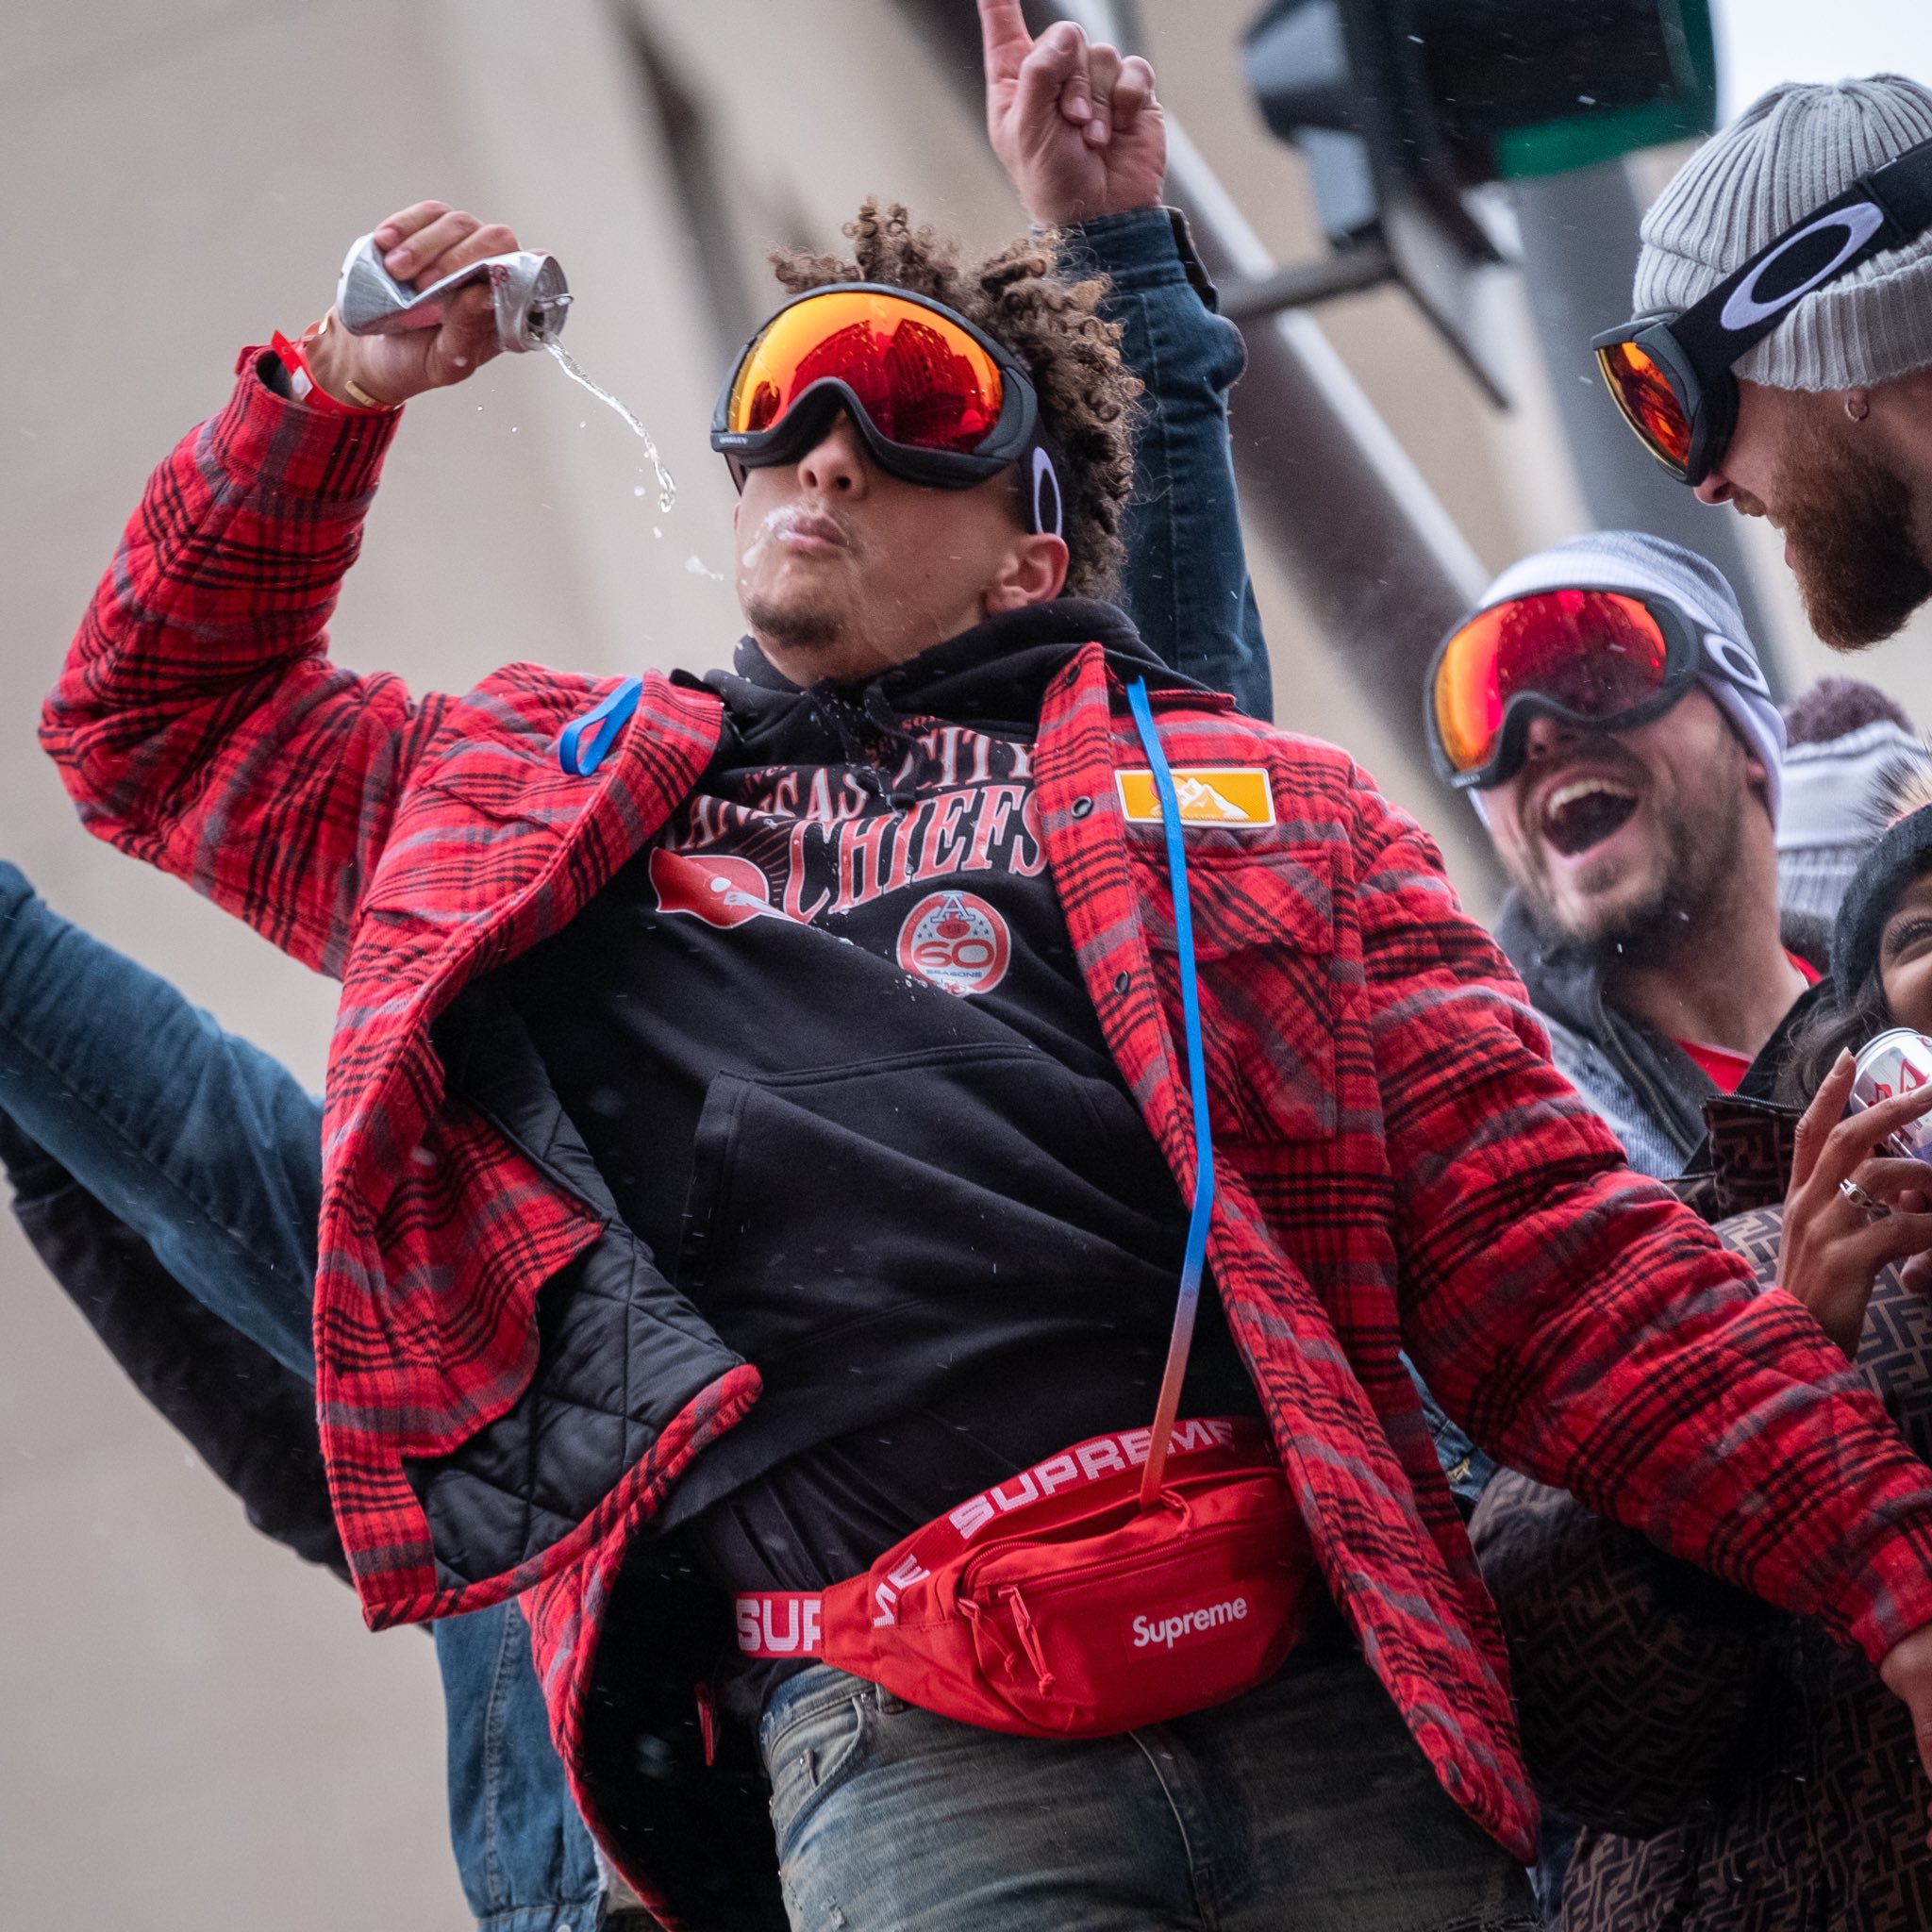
[{"xmin": 1243, "ymin": 0, "xmax": 1717, "ymax": 403}]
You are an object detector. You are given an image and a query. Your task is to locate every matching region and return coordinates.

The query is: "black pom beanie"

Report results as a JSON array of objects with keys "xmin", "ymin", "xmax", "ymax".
[{"xmin": 1831, "ymin": 803, "xmax": 1932, "ymax": 990}]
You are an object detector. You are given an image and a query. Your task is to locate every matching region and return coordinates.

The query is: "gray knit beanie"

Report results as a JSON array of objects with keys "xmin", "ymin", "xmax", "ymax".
[
  {"xmin": 1635, "ymin": 75, "xmax": 1932, "ymax": 391},
  {"xmin": 1472, "ymin": 530, "xmax": 1784, "ymax": 821}
]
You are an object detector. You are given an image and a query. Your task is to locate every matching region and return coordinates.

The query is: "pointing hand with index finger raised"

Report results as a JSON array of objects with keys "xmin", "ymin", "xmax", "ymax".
[{"xmin": 978, "ymin": 0, "xmax": 1166, "ymax": 227}]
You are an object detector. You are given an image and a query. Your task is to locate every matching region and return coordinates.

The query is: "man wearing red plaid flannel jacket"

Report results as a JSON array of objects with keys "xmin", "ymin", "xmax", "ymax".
[{"xmin": 43, "ymin": 29, "xmax": 1932, "ymax": 1927}]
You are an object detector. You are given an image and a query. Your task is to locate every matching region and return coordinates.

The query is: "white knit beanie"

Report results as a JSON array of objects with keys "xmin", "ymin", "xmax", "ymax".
[
  {"xmin": 1635, "ymin": 75, "xmax": 1932, "ymax": 391},
  {"xmin": 1777, "ymin": 718, "xmax": 1932, "ymax": 928}
]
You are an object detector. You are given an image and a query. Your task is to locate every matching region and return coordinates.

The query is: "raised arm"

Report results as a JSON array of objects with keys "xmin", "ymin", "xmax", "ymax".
[
  {"xmin": 978, "ymin": 0, "xmax": 1271, "ymax": 719},
  {"xmin": 42, "ymin": 205, "xmax": 529, "ymax": 976}
]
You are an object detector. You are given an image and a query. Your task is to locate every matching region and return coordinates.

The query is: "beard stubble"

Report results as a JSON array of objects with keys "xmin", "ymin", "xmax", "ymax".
[
  {"xmin": 1518, "ymin": 741, "xmax": 1751, "ymax": 971},
  {"xmin": 742, "ymin": 591, "xmax": 846, "ymax": 657}
]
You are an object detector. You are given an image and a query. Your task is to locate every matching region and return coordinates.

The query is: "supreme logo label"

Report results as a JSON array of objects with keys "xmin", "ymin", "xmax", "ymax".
[
  {"xmin": 735, "ymin": 1593, "xmax": 824, "ymax": 1658},
  {"xmin": 945, "ymin": 1418, "xmax": 1239, "ymax": 1544},
  {"xmin": 1114, "ymin": 768, "xmax": 1275, "ymax": 827},
  {"xmin": 1127, "ymin": 1591, "xmax": 1253, "ymax": 1656}
]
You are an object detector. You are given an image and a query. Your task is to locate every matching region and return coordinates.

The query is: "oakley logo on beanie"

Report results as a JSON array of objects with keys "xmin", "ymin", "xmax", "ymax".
[
  {"xmin": 1637, "ymin": 75, "xmax": 1932, "ymax": 392},
  {"xmin": 1719, "ymin": 202, "xmax": 1889, "ymax": 332},
  {"xmin": 1703, "ymin": 630, "xmax": 1772, "ymax": 697}
]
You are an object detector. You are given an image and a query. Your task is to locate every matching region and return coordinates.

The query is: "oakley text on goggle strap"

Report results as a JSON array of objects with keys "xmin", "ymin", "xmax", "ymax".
[
  {"xmin": 1425, "ymin": 585, "xmax": 1770, "ymax": 791},
  {"xmin": 710, "ymin": 283, "xmax": 1060, "ymax": 535},
  {"xmin": 1592, "ymin": 136, "xmax": 1932, "ymax": 485}
]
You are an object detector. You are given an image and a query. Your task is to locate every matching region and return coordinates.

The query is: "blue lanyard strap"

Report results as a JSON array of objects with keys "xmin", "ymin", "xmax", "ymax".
[
  {"xmin": 1125, "ymin": 677, "xmax": 1217, "ymax": 1506},
  {"xmin": 558, "ymin": 675, "xmax": 643, "ymax": 777}
]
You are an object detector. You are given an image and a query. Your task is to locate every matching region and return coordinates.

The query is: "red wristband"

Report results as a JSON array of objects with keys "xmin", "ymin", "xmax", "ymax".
[{"xmin": 271, "ymin": 320, "xmax": 394, "ymax": 415}]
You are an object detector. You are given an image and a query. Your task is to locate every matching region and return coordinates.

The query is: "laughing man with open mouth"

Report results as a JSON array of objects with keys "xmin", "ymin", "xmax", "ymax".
[{"xmin": 1425, "ymin": 530, "xmax": 1822, "ymax": 1181}]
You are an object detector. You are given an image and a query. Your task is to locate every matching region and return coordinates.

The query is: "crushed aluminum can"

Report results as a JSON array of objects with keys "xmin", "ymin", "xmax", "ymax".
[
  {"xmin": 1848, "ymin": 1027, "xmax": 1932, "ymax": 1159},
  {"xmin": 334, "ymin": 232, "xmax": 571, "ymax": 354}
]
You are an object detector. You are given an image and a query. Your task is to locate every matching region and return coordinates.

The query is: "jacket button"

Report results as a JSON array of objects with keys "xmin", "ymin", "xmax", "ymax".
[
  {"xmin": 1071, "ymin": 796, "xmax": 1093, "ymax": 819},
  {"xmin": 1113, "ymin": 971, "xmax": 1131, "ymax": 994}
]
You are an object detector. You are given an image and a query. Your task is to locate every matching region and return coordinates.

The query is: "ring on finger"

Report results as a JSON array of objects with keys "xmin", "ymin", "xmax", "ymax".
[{"xmin": 1840, "ymin": 1177, "xmax": 1892, "ymax": 1222}]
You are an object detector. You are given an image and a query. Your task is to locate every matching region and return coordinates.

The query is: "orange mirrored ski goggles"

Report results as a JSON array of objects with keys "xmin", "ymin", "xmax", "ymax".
[
  {"xmin": 1426, "ymin": 587, "xmax": 1702, "ymax": 790},
  {"xmin": 711, "ymin": 284, "xmax": 1059, "ymax": 533}
]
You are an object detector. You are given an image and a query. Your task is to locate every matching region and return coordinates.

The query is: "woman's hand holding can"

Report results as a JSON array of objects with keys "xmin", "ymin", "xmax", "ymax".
[{"xmin": 1777, "ymin": 1047, "xmax": 1932, "ymax": 1355}]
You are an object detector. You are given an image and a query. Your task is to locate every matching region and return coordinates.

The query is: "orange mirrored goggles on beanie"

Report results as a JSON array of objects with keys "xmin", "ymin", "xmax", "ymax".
[
  {"xmin": 1425, "ymin": 585, "xmax": 1770, "ymax": 791},
  {"xmin": 1592, "ymin": 135, "xmax": 1932, "ymax": 486},
  {"xmin": 710, "ymin": 283, "xmax": 1063, "ymax": 536}
]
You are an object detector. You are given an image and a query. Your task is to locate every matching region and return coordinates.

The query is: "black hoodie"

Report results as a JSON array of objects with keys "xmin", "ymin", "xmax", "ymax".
[{"xmin": 492, "ymin": 601, "xmax": 1261, "ymax": 1708}]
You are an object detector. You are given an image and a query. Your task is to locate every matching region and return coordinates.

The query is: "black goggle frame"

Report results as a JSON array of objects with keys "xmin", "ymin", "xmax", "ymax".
[
  {"xmin": 709, "ymin": 283, "xmax": 1061, "ymax": 535},
  {"xmin": 1424, "ymin": 586, "xmax": 1771, "ymax": 792},
  {"xmin": 1592, "ymin": 136, "xmax": 1932, "ymax": 486}
]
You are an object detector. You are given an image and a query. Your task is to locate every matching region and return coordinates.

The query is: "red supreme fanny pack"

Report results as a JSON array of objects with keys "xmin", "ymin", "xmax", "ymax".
[
  {"xmin": 731, "ymin": 685, "xmax": 1316, "ymax": 1740},
  {"xmin": 735, "ymin": 1414, "xmax": 1312, "ymax": 1738}
]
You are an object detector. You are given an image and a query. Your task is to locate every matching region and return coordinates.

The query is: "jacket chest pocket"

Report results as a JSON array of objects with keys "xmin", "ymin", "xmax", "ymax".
[{"xmin": 1136, "ymin": 841, "xmax": 1340, "ymax": 1144}]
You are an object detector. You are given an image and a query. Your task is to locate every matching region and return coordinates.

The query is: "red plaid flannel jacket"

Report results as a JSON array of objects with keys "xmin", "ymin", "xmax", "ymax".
[{"xmin": 46, "ymin": 359, "xmax": 1932, "ymax": 1877}]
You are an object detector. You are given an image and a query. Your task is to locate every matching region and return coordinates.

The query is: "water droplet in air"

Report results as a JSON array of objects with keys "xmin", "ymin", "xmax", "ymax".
[
  {"xmin": 685, "ymin": 556, "xmax": 724, "ymax": 581},
  {"xmin": 633, "ymin": 485, "xmax": 646, "ymax": 497}
]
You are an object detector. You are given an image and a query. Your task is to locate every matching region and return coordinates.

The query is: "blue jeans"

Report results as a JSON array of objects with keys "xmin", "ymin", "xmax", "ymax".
[
  {"xmin": 0, "ymin": 863, "xmax": 601, "ymax": 1932},
  {"xmin": 761, "ymin": 1653, "xmax": 1538, "ymax": 1932}
]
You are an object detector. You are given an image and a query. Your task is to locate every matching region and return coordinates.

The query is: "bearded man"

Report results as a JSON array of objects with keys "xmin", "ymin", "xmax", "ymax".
[
  {"xmin": 40, "ymin": 11, "xmax": 1932, "ymax": 1928},
  {"xmin": 1597, "ymin": 75, "xmax": 1932, "ymax": 650},
  {"xmin": 1423, "ymin": 531, "xmax": 1824, "ymax": 1181}
]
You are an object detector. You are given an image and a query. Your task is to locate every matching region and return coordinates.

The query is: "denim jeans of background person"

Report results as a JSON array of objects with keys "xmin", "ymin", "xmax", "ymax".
[
  {"xmin": 0, "ymin": 197, "xmax": 1275, "ymax": 1930},
  {"xmin": 0, "ymin": 860, "xmax": 604, "ymax": 1932}
]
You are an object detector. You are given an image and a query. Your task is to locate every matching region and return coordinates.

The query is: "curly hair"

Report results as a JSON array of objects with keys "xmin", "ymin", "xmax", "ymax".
[
  {"xmin": 1778, "ymin": 958, "xmax": 1879, "ymax": 1106},
  {"xmin": 769, "ymin": 200, "xmax": 1141, "ymax": 600}
]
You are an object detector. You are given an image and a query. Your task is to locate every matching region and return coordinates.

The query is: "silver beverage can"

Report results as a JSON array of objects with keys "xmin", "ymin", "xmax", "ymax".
[
  {"xmin": 335, "ymin": 232, "xmax": 571, "ymax": 354},
  {"xmin": 1849, "ymin": 1027, "xmax": 1932, "ymax": 1158}
]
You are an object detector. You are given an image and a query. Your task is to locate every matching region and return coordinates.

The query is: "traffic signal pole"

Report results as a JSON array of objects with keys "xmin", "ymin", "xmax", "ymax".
[
  {"xmin": 1510, "ymin": 159, "xmax": 1781, "ymax": 690},
  {"xmin": 1164, "ymin": 119, "xmax": 1494, "ymax": 691}
]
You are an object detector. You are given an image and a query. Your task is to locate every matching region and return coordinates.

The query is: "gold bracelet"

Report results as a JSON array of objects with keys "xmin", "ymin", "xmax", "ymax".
[{"xmin": 302, "ymin": 308, "xmax": 391, "ymax": 411}]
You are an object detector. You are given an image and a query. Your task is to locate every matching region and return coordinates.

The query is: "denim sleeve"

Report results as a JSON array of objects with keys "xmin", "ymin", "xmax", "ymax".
[
  {"xmin": 1061, "ymin": 208, "xmax": 1272, "ymax": 722},
  {"xmin": 1403, "ymin": 1352, "xmax": 1498, "ymax": 1512}
]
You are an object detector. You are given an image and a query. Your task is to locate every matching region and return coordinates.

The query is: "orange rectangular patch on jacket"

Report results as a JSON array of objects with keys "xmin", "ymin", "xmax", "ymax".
[{"xmin": 1114, "ymin": 767, "xmax": 1276, "ymax": 827}]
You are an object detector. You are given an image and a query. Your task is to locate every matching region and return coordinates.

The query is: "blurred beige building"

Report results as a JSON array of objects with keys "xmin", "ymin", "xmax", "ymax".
[{"xmin": 5, "ymin": 2, "xmax": 1932, "ymax": 1926}]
